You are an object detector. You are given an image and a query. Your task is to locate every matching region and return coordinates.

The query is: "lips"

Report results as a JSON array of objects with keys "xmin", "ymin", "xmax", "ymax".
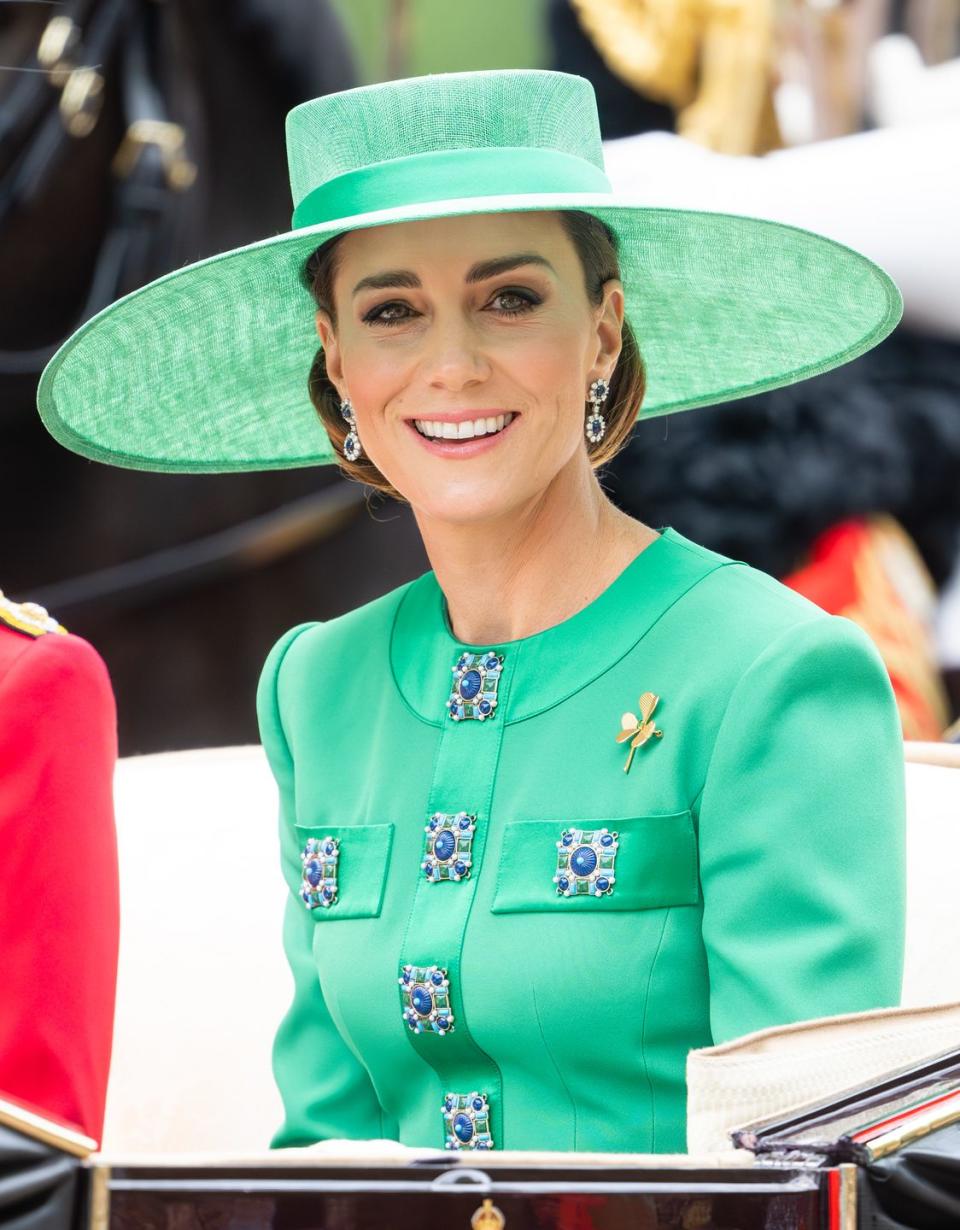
[
  {"xmin": 405, "ymin": 411, "xmax": 520, "ymax": 457},
  {"xmin": 413, "ymin": 412, "xmax": 515, "ymax": 441}
]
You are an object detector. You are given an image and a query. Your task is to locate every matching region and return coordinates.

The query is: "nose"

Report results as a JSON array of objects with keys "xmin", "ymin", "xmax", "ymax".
[{"xmin": 422, "ymin": 314, "xmax": 491, "ymax": 393}]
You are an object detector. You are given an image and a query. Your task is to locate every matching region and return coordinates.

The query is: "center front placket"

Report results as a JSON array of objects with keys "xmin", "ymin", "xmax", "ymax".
[{"xmin": 396, "ymin": 642, "xmax": 521, "ymax": 1151}]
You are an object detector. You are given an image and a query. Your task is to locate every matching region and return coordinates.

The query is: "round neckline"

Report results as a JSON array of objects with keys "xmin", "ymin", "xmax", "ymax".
[
  {"xmin": 389, "ymin": 525, "xmax": 729, "ymax": 725},
  {"xmin": 437, "ymin": 526, "xmax": 674, "ymax": 651}
]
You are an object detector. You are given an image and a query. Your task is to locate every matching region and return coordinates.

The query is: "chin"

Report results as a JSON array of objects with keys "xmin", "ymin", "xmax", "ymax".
[{"xmin": 405, "ymin": 474, "xmax": 541, "ymax": 525}]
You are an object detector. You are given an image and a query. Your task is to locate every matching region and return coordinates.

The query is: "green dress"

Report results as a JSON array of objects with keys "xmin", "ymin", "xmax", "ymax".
[{"xmin": 256, "ymin": 527, "xmax": 905, "ymax": 1154}]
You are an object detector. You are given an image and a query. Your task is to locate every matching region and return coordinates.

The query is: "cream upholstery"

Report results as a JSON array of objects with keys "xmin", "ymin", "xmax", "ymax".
[
  {"xmin": 102, "ymin": 746, "xmax": 288, "ymax": 1154},
  {"xmin": 687, "ymin": 998, "xmax": 960, "ymax": 1153},
  {"xmin": 102, "ymin": 743, "xmax": 960, "ymax": 1154}
]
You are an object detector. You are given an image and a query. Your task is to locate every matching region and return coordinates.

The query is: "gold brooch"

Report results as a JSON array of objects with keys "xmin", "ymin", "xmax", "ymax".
[{"xmin": 616, "ymin": 692, "xmax": 663, "ymax": 772}]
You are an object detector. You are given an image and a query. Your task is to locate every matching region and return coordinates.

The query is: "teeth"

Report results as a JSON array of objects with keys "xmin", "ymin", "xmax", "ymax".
[{"xmin": 413, "ymin": 412, "xmax": 514, "ymax": 441}]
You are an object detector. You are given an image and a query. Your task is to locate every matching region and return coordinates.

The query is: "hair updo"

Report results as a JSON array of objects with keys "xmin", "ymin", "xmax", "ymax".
[{"xmin": 302, "ymin": 210, "xmax": 646, "ymax": 501}]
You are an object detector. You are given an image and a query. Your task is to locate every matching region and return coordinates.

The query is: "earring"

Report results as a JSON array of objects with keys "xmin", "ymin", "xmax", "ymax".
[
  {"xmin": 585, "ymin": 377, "xmax": 610, "ymax": 445},
  {"xmin": 340, "ymin": 398, "xmax": 363, "ymax": 461}
]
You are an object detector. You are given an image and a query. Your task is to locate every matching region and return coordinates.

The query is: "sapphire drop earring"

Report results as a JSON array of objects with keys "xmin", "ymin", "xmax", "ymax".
[
  {"xmin": 340, "ymin": 398, "xmax": 362, "ymax": 461},
  {"xmin": 585, "ymin": 377, "xmax": 609, "ymax": 445}
]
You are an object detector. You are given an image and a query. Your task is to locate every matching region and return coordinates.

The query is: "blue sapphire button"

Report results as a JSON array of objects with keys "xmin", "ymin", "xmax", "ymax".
[
  {"xmin": 443, "ymin": 1091, "xmax": 493, "ymax": 1151},
  {"xmin": 400, "ymin": 964, "xmax": 455, "ymax": 1035},
  {"xmin": 458, "ymin": 668, "xmax": 482, "ymax": 700},
  {"xmin": 446, "ymin": 651, "xmax": 503, "ymax": 721},
  {"xmin": 571, "ymin": 845, "xmax": 598, "ymax": 877},
  {"xmin": 299, "ymin": 835, "xmax": 340, "ymax": 909},
  {"xmin": 423, "ymin": 812, "xmax": 476, "ymax": 883},
  {"xmin": 554, "ymin": 827, "xmax": 619, "ymax": 898}
]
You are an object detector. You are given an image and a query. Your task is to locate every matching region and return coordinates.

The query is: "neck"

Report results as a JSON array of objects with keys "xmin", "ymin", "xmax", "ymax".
[{"xmin": 412, "ymin": 455, "xmax": 658, "ymax": 646}]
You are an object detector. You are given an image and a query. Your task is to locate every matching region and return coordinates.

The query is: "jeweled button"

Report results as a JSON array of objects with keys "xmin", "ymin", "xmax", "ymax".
[
  {"xmin": 399, "ymin": 963, "xmax": 455, "ymax": 1035},
  {"xmin": 422, "ymin": 812, "xmax": 477, "ymax": 883},
  {"xmin": 554, "ymin": 827, "xmax": 619, "ymax": 898},
  {"xmin": 442, "ymin": 1091, "xmax": 494, "ymax": 1151},
  {"xmin": 299, "ymin": 835, "xmax": 339, "ymax": 909}
]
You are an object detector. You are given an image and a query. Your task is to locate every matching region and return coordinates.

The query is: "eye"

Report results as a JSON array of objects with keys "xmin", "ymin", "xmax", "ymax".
[
  {"xmin": 362, "ymin": 300, "xmax": 417, "ymax": 326},
  {"xmin": 488, "ymin": 288, "xmax": 540, "ymax": 316}
]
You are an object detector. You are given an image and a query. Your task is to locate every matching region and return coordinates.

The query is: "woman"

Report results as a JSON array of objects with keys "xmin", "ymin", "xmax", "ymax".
[{"xmin": 37, "ymin": 70, "xmax": 905, "ymax": 1154}]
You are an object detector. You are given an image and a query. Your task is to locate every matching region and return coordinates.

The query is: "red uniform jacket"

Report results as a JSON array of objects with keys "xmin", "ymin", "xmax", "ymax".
[{"xmin": 0, "ymin": 604, "xmax": 119, "ymax": 1143}]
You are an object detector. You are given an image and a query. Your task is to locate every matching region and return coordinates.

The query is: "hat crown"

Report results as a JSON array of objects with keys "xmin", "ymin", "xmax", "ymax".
[{"xmin": 285, "ymin": 70, "xmax": 605, "ymax": 208}]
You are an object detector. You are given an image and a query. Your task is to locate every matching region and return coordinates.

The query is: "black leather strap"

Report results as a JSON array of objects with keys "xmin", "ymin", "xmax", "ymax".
[{"xmin": 0, "ymin": 0, "xmax": 193, "ymax": 375}]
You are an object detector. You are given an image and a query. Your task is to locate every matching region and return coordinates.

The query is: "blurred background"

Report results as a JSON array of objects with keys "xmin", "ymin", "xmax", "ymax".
[{"xmin": 2, "ymin": 0, "xmax": 959, "ymax": 753}]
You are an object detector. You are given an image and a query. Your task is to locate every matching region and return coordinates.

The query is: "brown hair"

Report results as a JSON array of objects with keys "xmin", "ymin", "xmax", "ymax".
[{"xmin": 303, "ymin": 210, "xmax": 645, "ymax": 499}]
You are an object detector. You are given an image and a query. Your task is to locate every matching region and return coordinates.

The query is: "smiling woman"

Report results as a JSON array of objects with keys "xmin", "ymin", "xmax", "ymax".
[
  {"xmin": 303, "ymin": 211, "xmax": 646, "ymax": 499},
  {"xmin": 36, "ymin": 69, "xmax": 907, "ymax": 1156}
]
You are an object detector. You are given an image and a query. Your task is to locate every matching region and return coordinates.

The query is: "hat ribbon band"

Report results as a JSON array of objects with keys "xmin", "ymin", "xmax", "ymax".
[{"xmin": 292, "ymin": 146, "xmax": 612, "ymax": 230}]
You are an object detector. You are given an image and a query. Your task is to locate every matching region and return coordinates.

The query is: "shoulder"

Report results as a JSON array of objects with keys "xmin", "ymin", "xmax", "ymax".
[
  {"xmin": 256, "ymin": 573, "xmax": 425, "ymax": 722},
  {"xmin": 0, "ymin": 592, "xmax": 113, "ymax": 710},
  {"xmin": 663, "ymin": 531, "xmax": 884, "ymax": 679}
]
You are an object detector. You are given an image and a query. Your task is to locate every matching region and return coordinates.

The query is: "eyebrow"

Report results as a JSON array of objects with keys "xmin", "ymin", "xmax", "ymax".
[{"xmin": 351, "ymin": 252, "xmax": 556, "ymax": 297}]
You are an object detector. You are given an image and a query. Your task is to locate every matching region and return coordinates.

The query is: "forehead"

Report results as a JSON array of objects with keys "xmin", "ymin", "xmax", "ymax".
[{"xmin": 336, "ymin": 210, "xmax": 576, "ymax": 276}]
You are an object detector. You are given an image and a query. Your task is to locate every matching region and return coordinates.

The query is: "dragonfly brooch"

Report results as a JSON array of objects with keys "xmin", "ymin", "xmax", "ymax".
[{"xmin": 616, "ymin": 692, "xmax": 663, "ymax": 773}]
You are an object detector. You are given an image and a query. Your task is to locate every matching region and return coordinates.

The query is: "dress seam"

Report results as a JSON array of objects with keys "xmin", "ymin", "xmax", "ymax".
[
  {"xmin": 388, "ymin": 583, "xmax": 443, "ymax": 728},
  {"xmin": 640, "ymin": 908, "xmax": 671, "ymax": 1152},
  {"xmin": 531, "ymin": 978, "xmax": 578, "ymax": 1149}
]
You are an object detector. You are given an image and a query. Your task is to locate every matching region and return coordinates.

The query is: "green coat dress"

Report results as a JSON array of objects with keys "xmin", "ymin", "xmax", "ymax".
[{"xmin": 256, "ymin": 527, "xmax": 905, "ymax": 1154}]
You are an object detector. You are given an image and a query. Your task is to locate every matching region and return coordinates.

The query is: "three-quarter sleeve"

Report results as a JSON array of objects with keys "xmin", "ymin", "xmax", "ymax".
[
  {"xmin": 257, "ymin": 624, "xmax": 387, "ymax": 1147},
  {"xmin": 697, "ymin": 614, "xmax": 906, "ymax": 1046}
]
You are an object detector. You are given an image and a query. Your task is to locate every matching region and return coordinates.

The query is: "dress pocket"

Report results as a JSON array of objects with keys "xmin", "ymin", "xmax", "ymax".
[
  {"xmin": 292, "ymin": 822, "xmax": 394, "ymax": 920},
  {"xmin": 489, "ymin": 811, "xmax": 698, "ymax": 914}
]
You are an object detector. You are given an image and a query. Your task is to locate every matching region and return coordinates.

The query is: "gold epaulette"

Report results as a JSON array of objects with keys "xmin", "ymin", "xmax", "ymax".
[{"xmin": 0, "ymin": 589, "xmax": 67, "ymax": 637}]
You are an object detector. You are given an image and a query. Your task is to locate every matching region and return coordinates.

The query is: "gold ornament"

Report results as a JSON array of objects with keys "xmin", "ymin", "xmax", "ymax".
[{"xmin": 616, "ymin": 691, "xmax": 663, "ymax": 772}]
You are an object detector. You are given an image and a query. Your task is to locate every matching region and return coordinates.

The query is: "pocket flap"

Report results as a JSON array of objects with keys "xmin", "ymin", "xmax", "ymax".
[
  {"xmin": 490, "ymin": 811, "xmax": 697, "ymax": 914},
  {"xmin": 293, "ymin": 822, "xmax": 394, "ymax": 919}
]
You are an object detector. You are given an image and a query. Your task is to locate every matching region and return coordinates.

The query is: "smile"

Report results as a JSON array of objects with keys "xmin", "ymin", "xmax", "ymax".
[{"xmin": 413, "ymin": 413, "xmax": 515, "ymax": 440}]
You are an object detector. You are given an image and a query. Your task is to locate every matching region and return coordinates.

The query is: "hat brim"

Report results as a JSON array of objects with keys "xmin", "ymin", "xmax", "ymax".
[{"xmin": 36, "ymin": 192, "xmax": 902, "ymax": 472}]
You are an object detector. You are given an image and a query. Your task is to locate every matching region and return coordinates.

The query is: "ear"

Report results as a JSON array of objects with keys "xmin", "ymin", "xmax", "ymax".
[
  {"xmin": 591, "ymin": 278, "xmax": 625, "ymax": 383},
  {"xmin": 315, "ymin": 309, "xmax": 345, "ymax": 396}
]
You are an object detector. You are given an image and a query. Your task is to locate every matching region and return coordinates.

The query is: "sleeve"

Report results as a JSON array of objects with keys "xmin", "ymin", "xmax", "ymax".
[
  {"xmin": 256, "ymin": 624, "xmax": 387, "ymax": 1148},
  {"xmin": 697, "ymin": 615, "xmax": 906, "ymax": 1046},
  {"xmin": 0, "ymin": 634, "xmax": 119, "ymax": 1143}
]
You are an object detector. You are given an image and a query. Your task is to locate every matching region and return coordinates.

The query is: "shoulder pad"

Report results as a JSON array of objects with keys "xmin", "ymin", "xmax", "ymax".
[{"xmin": 0, "ymin": 589, "xmax": 67, "ymax": 638}]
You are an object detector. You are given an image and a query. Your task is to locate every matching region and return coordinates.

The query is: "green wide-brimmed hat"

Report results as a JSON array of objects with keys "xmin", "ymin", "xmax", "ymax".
[{"xmin": 37, "ymin": 69, "xmax": 902, "ymax": 473}]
